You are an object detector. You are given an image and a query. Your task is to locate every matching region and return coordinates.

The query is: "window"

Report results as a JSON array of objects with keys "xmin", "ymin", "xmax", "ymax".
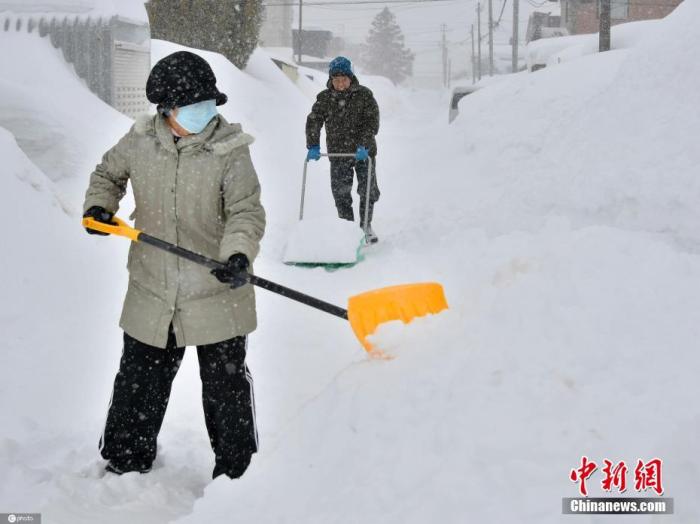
[
  {"xmin": 599, "ymin": 0, "xmax": 629, "ymax": 20},
  {"xmin": 611, "ymin": 0, "xmax": 629, "ymax": 20}
]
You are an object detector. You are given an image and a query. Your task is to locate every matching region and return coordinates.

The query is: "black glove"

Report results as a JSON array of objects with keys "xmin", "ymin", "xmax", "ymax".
[
  {"xmin": 211, "ymin": 253, "xmax": 250, "ymax": 289},
  {"xmin": 83, "ymin": 206, "xmax": 114, "ymax": 236}
]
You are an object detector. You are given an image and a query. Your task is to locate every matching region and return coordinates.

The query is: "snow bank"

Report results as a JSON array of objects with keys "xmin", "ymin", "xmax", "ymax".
[
  {"xmin": 0, "ymin": 30, "xmax": 132, "ymax": 209},
  {"xmin": 361, "ymin": 73, "xmax": 412, "ymax": 119},
  {"xmin": 448, "ymin": 1, "xmax": 700, "ymax": 245},
  {"xmin": 0, "ymin": 124, "xmax": 127, "ymax": 436},
  {"xmin": 526, "ymin": 20, "xmax": 659, "ymax": 70}
]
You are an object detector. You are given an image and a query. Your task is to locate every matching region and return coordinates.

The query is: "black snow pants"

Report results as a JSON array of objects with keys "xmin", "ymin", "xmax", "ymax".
[
  {"xmin": 329, "ymin": 157, "xmax": 380, "ymax": 228},
  {"xmin": 99, "ymin": 329, "xmax": 258, "ymax": 479}
]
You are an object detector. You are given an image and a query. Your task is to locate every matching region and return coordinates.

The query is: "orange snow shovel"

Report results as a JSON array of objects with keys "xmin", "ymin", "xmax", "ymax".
[{"xmin": 83, "ymin": 217, "xmax": 448, "ymax": 353}]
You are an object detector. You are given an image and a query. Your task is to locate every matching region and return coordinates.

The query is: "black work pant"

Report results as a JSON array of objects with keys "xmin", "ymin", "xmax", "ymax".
[
  {"xmin": 99, "ymin": 330, "xmax": 258, "ymax": 478},
  {"xmin": 329, "ymin": 157, "xmax": 380, "ymax": 228}
]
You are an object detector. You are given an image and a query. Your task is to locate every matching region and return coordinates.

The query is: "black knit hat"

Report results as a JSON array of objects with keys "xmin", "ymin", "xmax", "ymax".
[{"xmin": 146, "ymin": 51, "xmax": 227, "ymax": 109}]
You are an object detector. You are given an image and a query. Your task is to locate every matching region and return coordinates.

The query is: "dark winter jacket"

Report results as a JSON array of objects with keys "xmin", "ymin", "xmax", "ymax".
[{"xmin": 306, "ymin": 75, "xmax": 380, "ymax": 157}]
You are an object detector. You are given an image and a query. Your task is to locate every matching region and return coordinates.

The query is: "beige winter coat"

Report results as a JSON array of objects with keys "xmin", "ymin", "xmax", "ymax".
[{"xmin": 84, "ymin": 113, "xmax": 266, "ymax": 348}]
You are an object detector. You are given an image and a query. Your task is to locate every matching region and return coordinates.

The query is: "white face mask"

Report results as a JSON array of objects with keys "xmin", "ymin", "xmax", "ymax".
[{"xmin": 171, "ymin": 99, "xmax": 218, "ymax": 134}]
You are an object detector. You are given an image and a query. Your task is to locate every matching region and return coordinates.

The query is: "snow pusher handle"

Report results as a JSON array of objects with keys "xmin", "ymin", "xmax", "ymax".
[
  {"xmin": 82, "ymin": 216, "xmax": 448, "ymax": 353},
  {"xmin": 299, "ymin": 153, "xmax": 373, "ymax": 233}
]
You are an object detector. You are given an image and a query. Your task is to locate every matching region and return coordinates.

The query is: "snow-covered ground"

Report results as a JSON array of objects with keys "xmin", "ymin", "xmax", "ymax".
[{"xmin": 1, "ymin": 1, "xmax": 699, "ymax": 522}]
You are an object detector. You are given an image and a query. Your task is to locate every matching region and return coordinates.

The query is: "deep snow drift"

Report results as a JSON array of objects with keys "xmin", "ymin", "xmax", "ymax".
[{"xmin": 1, "ymin": 1, "xmax": 699, "ymax": 523}]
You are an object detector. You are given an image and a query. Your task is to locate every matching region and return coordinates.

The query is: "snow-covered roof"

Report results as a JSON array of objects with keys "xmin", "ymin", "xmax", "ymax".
[
  {"xmin": 0, "ymin": 0, "xmax": 148, "ymax": 24},
  {"xmin": 525, "ymin": 19, "xmax": 659, "ymax": 69}
]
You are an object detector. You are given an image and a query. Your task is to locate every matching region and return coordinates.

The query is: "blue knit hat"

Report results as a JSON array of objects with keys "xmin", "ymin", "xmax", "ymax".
[{"xmin": 329, "ymin": 56, "xmax": 353, "ymax": 77}]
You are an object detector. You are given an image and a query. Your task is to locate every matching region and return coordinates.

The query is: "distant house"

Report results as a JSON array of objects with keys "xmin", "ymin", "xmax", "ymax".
[
  {"xmin": 0, "ymin": 2, "xmax": 150, "ymax": 118},
  {"xmin": 560, "ymin": 0, "xmax": 684, "ymax": 35},
  {"xmin": 526, "ymin": 11, "xmax": 568, "ymax": 43},
  {"xmin": 292, "ymin": 28, "xmax": 333, "ymax": 60}
]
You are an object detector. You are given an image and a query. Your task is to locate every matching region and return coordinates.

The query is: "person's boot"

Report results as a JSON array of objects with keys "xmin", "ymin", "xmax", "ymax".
[
  {"xmin": 105, "ymin": 459, "xmax": 152, "ymax": 475},
  {"xmin": 363, "ymin": 224, "xmax": 378, "ymax": 244},
  {"xmin": 212, "ymin": 455, "xmax": 252, "ymax": 480}
]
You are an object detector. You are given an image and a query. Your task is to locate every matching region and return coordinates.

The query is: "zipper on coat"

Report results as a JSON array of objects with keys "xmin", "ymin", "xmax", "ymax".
[{"xmin": 171, "ymin": 150, "xmax": 184, "ymax": 344}]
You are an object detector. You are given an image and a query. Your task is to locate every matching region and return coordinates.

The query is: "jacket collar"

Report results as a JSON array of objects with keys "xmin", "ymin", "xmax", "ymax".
[
  {"xmin": 174, "ymin": 117, "xmax": 219, "ymax": 152},
  {"xmin": 136, "ymin": 113, "xmax": 254, "ymax": 156}
]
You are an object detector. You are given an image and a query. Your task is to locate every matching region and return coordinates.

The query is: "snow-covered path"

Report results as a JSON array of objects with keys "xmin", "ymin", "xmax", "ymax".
[{"xmin": 0, "ymin": 52, "xmax": 459, "ymax": 524}]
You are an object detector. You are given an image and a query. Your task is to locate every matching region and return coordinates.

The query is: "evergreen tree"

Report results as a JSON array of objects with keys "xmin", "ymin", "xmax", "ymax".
[
  {"xmin": 361, "ymin": 8, "xmax": 414, "ymax": 84},
  {"xmin": 146, "ymin": 0, "xmax": 263, "ymax": 70}
]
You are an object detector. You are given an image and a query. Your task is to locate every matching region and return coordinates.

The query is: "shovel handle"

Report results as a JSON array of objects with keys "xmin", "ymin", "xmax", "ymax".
[{"xmin": 82, "ymin": 216, "xmax": 141, "ymax": 241}]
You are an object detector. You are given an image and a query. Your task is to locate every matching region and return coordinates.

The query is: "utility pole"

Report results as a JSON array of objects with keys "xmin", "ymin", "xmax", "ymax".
[
  {"xmin": 477, "ymin": 2, "xmax": 482, "ymax": 81},
  {"xmin": 441, "ymin": 24, "xmax": 448, "ymax": 88},
  {"xmin": 447, "ymin": 58, "xmax": 452, "ymax": 89},
  {"xmin": 599, "ymin": 0, "xmax": 611, "ymax": 52},
  {"xmin": 512, "ymin": 0, "xmax": 519, "ymax": 73},
  {"xmin": 471, "ymin": 24, "xmax": 476, "ymax": 84},
  {"xmin": 488, "ymin": 0, "xmax": 494, "ymax": 76},
  {"xmin": 297, "ymin": 0, "xmax": 303, "ymax": 64}
]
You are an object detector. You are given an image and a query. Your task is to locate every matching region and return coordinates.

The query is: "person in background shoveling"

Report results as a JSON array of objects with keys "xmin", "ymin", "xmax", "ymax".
[
  {"xmin": 82, "ymin": 51, "xmax": 265, "ymax": 479},
  {"xmin": 305, "ymin": 56, "xmax": 381, "ymax": 243}
]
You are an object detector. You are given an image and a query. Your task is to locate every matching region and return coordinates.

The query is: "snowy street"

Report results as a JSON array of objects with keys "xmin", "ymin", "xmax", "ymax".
[{"xmin": 1, "ymin": 1, "xmax": 700, "ymax": 522}]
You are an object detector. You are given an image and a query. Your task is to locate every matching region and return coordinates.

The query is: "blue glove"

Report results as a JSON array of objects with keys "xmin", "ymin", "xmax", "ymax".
[
  {"xmin": 306, "ymin": 145, "xmax": 321, "ymax": 161},
  {"xmin": 355, "ymin": 146, "xmax": 369, "ymax": 161}
]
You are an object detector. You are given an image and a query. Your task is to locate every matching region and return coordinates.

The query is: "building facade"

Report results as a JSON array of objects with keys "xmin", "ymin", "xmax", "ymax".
[
  {"xmin": 0, "ymin": 4, "xmax": 150, "ymax": 118},
  {"xmin": 526, "ymin": 12, "xmax": 566, "ymax": 43},
  {"xmin": 561, "ymin": 0, "xmax": 684, "ymax": 35}
]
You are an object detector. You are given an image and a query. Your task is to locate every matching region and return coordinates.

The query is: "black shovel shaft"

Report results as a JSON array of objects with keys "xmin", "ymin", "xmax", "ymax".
[
  {"xmin": 139, "ymin": 233, "xmax": 349, "ymax": 320},
  {"xmin": 140, "ymin": 233, "xmax": 222, "ymax": 270},
  {"xmin": 247, "ymin": 274, "xmax": 349, "ymax": 320}
]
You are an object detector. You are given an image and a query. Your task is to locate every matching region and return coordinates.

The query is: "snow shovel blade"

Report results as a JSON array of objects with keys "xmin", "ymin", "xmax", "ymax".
[{"xmin": 347, "ymin": 283, "xmax": 448, "ymax": 352}]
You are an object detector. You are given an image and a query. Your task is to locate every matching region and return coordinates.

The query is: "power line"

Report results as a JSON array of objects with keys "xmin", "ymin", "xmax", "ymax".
[
  {"xmin": 496, "ymin": 0, "xmax": 507, "ymax": 26},
  {"xmin": 307, "ymin": 2, "xmax": 464, "ymax": 11}
]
